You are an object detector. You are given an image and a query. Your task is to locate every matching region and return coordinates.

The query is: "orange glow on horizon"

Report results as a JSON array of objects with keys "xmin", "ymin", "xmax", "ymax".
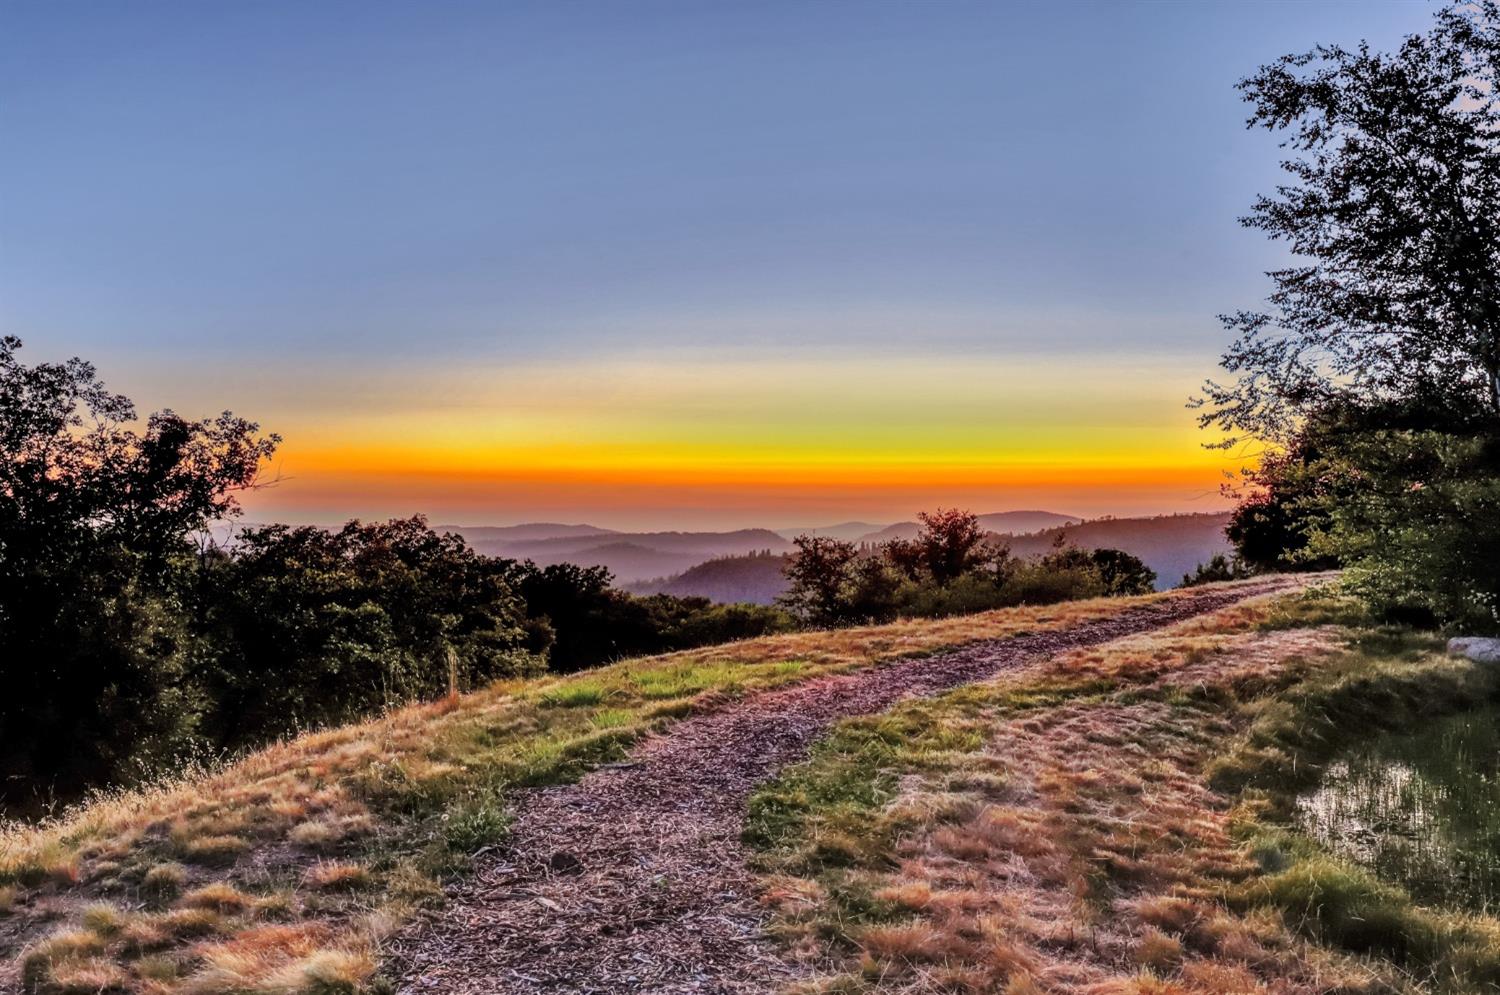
[{"xmin": 210, "ymin": 351, "xmax": 1244, "ymax": 528}]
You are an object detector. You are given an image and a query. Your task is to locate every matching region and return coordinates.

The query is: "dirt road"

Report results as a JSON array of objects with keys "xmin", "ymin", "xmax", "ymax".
[{"xmin": 390, "ymin": 579, "xmax": 1300, "ymax": 994}]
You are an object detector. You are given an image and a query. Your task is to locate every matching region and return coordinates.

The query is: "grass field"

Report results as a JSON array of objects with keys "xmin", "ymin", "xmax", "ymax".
[{"xmin": 1, "ymin": 587, "xmax": 1192, "ymax": 994}]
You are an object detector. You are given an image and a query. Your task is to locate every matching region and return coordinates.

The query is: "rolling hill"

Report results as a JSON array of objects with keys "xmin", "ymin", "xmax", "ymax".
[
  {"xmin": 429, "ymin": 511, "xmax": 1226, "ymax": 592},
  {"xmin": 452, "ymin": 527, "xmax": 793, "ymax": 583},
  {"xmin": 628, "ymin": 552, "xmax": 793, "ymax": 604}
]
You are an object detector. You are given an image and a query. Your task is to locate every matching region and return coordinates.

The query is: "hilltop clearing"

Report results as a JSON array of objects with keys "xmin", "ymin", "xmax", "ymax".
[{"xmin": 1, "ymin": 579, "xmax": 1295, "ymax": 994}]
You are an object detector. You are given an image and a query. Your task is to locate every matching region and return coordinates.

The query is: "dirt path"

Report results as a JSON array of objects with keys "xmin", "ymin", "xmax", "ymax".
[{"xmin": 389, "ymin": 580, "xmax": 1300, "ymax": 994}]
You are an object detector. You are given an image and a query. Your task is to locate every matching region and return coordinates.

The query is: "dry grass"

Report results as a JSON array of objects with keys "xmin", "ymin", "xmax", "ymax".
[
  {"xmin": 753, "ymin": 590, "xmax": 1426, "ymax": 994},
  {"xmin": 0, "ymin": 583, "xmax": 1214, "ymax": 993}
]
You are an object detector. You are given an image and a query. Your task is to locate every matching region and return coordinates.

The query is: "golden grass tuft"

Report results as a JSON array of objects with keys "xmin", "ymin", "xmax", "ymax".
[
  {"xmin": 180, "ymin": 880, "xmax": 255, "ymax": 912},
  {"xmin": 175, "ymin": 832, "xmax": 250, "ymax": 866},
  {"xmin": 179, "ymin": 923, "xmax": 374, "ymax": 995},
  {"xmin": 40, "ymin": 956, "xmax": 130, "ymax": 994},
  {"xmin": 286, "ymin": 811, "xmax": 373, "ymax": 849},
  {"xmin": 860, "ymin": 922, "xmax": 967, "ymax": 964},
  {"xmin": 80, "ymin": 902, "xmax": 126, "ymax": 936},
  {"xmin": 21, "ymin": 929, "xmax": 106, "ymax": 989},
  {"xmin": 302, "ymin": 861, "xmax": 373, "ymax": 891},
  {"xmin": 1133, "ymin": 927, "xmax": 1184, "ymax": 970},
  {"xmin": 141, "ymin": 861, "xmax": 187, "ymax": 896}
]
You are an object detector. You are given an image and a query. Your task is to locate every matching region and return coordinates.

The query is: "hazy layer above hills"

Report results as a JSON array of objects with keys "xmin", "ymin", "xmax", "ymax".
[
  {"xmin": 445, "ymin": 526, "xmax": 793, "ymax": 583},
  {"xmin": 434, "ymin": 522, "xmax": 617, "ymax": 542},
  {"xmin": 771, "ymin": 522, "xmax": 885, "ymax": 542}
]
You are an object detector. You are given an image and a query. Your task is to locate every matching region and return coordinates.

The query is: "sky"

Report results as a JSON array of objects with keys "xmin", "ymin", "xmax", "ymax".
[{"xmin": 1, "ymin": 1, "xmax": 1424, "ymax": 530}]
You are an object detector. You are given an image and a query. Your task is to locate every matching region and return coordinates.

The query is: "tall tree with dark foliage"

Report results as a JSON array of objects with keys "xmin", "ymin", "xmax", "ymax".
[
  {"xmin": 1198, "ymin": 1, "xmax": 1500, "ymax": 444},
  {"xmin": 0, "ymin": 337, "xmax": 278, "ymax": 801},
  {"xmin": 1203, "ymin": 3, "xmax": 1500, "ymax": 626}
]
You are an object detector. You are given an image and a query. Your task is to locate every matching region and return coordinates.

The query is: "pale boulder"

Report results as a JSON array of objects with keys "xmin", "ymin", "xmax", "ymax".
[{"xmin": 1448, "ymin": 637, "xmax": 1500, "ymax": 664}]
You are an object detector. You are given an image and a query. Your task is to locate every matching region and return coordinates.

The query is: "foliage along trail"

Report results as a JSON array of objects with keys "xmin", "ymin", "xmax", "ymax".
[{"xmin": 388, "ymin": 577, "xmax": 1302, "ymax": 994}]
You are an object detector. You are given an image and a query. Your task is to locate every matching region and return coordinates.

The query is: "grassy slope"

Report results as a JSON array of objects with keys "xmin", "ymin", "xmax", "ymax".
[
  {"xmin": 1, "ymin": 587, "xmax": 1202, "ymax": 994},
  {"xmin": 748, "ymin": 590, "xmax": 1500, "ymax": 994}
]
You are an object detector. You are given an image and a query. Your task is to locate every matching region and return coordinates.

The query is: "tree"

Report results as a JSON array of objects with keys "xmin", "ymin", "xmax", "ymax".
[
  {"xmin": 1201, "ymin": 4, "xmax": 1500, "ymax": 626},
  {"xmin": 1223, "ymin": 406, "xmax": 1353, "ymax": 572},
  {"xmin": 912, "ymin": 508, "xmax": 989, "ymax": 583},
  {"xmin": 1304, "ymin": 429, "xmax": 1500, "ymax": 628},
  {"xmin": 190, "ymin": 517, "xmax": 537, "ymax": 747},
  {"xmin": 1197, "ymin": 2, "xmax": 1500, "ymax": 445},
  {"xmin": 778, "ymin": 535, "xmax": 860, "ymax": 626},
  {"xmin": 1181, "ymin": 553, "xmax": 1252, "ymax": 588},
  {"xmin": 0, "ymin": 337, "xmax": 279, "ymax": 803},
  {"xmin": 1089, "ymin": 547, "xmax": 1157, "ymax": 596}
]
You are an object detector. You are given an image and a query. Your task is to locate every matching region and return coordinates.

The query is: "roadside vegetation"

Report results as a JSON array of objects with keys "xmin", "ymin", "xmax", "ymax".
[
  {"xmin": 0, "ymin": 584, "xmax": 1191, "ymax": 994},
  {"xmin": 748, "ymin": 587, "xmax": 1500, "ymax": 994},
  {"xmin": 778, "ymin": 509, "xmax": 1157, "ymax": 628}
]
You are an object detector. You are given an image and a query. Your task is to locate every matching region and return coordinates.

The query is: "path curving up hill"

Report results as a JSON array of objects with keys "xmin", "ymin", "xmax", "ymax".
[{"xmin": 388, "ymin": 578, "xmax": 1302, "ymax": 994}]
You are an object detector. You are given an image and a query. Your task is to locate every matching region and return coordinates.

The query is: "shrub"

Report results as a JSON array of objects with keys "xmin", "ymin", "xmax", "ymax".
[{"xmin": 1181, "ymin": 553, "xmax": 1251, "ymax": 587}]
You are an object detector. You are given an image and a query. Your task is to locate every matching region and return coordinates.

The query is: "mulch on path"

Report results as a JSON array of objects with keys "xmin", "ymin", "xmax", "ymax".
[{"xmin": 389, "ymin": 580, "xmax": 1300, "ymax": 994}]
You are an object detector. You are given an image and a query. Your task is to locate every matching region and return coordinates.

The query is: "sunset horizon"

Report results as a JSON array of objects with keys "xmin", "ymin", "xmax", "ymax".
[{"xmin": 4, "ymin": 3, "xmax": 1417, "ymax": 531}]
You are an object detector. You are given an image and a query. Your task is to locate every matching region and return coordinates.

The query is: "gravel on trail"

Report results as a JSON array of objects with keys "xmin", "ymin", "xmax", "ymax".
[{"xmin": 389, "ymin": 579, "xmax": 1300, "ymax": 994}]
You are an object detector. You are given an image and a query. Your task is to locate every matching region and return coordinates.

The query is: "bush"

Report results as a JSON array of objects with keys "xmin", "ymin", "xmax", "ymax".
[
  {"xmin": 1181, "ymin": 553, "xmax": 1252, "ymax": 587},
  {"xmin": 189, "ymin": 518, "xmax": 540, "ymax": 750}
]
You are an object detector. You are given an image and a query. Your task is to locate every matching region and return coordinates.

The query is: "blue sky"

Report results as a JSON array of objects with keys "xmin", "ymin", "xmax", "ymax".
[{"xmin": 0, "ymin": 1, "xmax": 1430, "ymax": 527}]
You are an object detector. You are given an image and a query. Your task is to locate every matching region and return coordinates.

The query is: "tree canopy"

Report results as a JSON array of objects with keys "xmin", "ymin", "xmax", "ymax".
[{"xmin": 1198, "ymin": 1, "xmax": 1500, "ymax": 445}]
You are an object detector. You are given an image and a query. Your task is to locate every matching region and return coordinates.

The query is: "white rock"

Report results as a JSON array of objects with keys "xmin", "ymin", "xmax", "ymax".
[
  {"xmin": 1466, "ymin": 639, "xmax": 1500, "ymax": 664},
  {"xmin": 1449, "ymin": 637, "xmax": 1479, "ymax": 655}
]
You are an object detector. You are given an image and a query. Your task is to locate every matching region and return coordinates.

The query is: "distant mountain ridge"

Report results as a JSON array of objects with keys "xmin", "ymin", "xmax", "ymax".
[
  {"xmin": 449, "ymin": 526, "xmax": 792, "ymax": 583},
  {"xmin": 773, "ymin": 522, "xmax": 886, "ymax": 542},
  {"xmin": 856, "ymin": 510, "xmax": 1082, "ymax": 545}
]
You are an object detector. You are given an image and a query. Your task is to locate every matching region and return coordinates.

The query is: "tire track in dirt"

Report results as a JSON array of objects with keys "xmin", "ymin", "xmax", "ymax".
[{"xmin": 389, "ymin": 579, "xmax": 1302, "ymax": 994}]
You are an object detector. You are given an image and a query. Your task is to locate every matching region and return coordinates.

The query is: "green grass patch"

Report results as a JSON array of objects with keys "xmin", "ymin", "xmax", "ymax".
[
  {"xmin": 1255, "ymin": 585, "xmax": 1371, "ymax": 631},
  {"xmin": 1209, "ymin": 628, "xmax": 1500, "ymax": 991},
  {"xmin": 540, "ymin": 681, "xmax": 610, "ymax": 708},
  {"xmin": 1207, "ymin": 629, "xmax": 1491, "ymax": 800}
]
